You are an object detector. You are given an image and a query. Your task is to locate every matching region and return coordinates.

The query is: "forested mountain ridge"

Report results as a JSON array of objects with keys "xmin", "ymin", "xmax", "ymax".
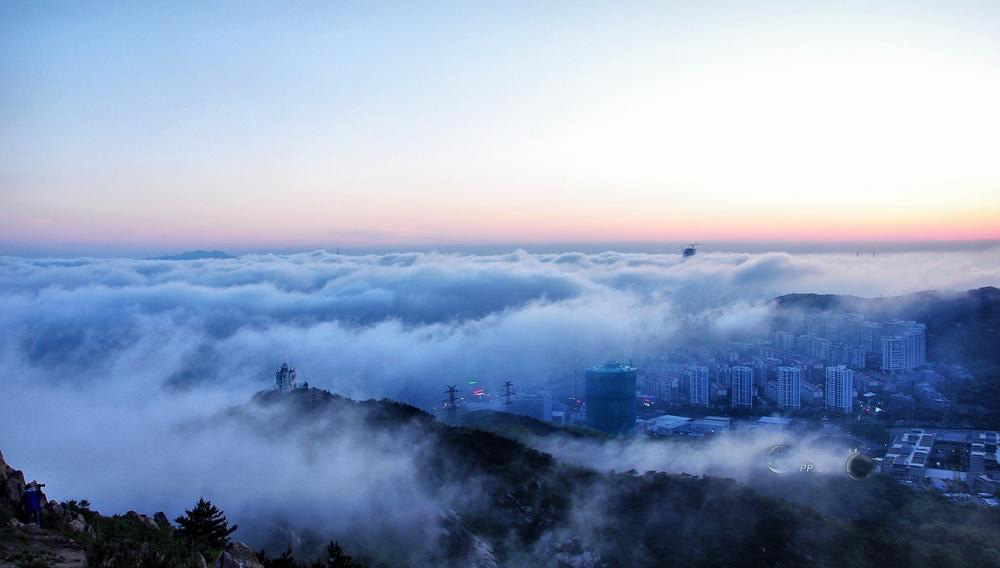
[{"xmin": 4, "ymin": 388, "xmax": 1000, "ymax": 567}]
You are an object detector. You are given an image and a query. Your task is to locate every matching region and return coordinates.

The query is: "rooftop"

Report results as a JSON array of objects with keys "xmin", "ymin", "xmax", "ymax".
[
  {"xmin": 757, "ymin": 416, "xmax": 793, "ymax": 426},
  {"xmin": 702, "ymin": 416, "xmax": 733, "ymax": 423},
  {"xmin": 588, "ymin": 361, "xmax": 637, "ymax": 373},
  {"xmin": 645, "ymin": 415, "xmax": 692, "ymax": 433}
]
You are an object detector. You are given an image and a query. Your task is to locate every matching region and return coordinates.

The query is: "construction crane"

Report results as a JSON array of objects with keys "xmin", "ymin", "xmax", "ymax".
[{"xmin": 682, "ymin": 242, "xmax": 703, "ymax": 258}]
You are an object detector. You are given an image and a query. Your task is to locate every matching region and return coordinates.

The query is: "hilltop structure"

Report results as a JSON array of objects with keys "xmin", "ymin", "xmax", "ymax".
[{"xmin": 275, "ymin": 362, "xmax": 298, "ymax": 392}]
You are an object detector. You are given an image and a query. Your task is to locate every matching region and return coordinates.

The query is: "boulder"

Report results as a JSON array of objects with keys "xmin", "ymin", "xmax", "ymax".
[
  {"xmin": 215, "ymin": 542, "xmax": 263, "ymax": 568},
  {"xmin": 45, "ymin": 500, "xmax": 64, "ymax": 518},
  {"xmin": 154, "ymin": 511, "xmax": 172, "ymax": 529},
  {"xmin": 125, "ymin": 510, "xmax": 161, "ymax": 530},
  {"xmin": 66, "ymin": 513, "xmax": 87, "ymax": 533},
  {"xmin": 1, "ymin": 451, "xmax": 27, "ymax": 506}
]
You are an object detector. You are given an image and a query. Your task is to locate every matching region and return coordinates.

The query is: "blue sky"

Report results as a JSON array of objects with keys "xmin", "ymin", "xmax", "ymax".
[{"xmin": 3, "ymin": 1, "xmax": 1000, "ymax": 255}]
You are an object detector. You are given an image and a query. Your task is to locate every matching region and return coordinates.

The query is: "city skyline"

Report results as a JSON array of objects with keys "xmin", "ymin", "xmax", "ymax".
[{"xmin": 3, "ymin": 1, "xmax": 1000, "ymax": 255}]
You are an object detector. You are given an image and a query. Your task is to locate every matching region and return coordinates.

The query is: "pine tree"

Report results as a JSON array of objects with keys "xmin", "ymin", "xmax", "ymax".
[
  {"xmin": 266, "ymin": 546, "xmax": 297, "ymax": 568},
  {"xmin": 325, "ymin": 541, "xmax": 362, "ymax": 568},
  {"xmin": 174, "ymin": 498, "xmax": 238, "ymax": 550}
]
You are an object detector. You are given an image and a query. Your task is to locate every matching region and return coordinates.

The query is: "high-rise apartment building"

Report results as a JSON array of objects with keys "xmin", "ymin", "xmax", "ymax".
[
  {"xmin": 771, "ymin": 331, "xmax": 795, "ymax": 352},
  {"xmin": 825, "ymin": 365, "xmax": 853, "ymax": 414},
  {"xmin": 880, "ymin": 321, "xmax": 926, "ymax": 371},
  {"xmin": 777, "ymin": 366, "xmax": 801, "ymax": 409},
  {"xmin": 731, "ymin": 365, "xmax": 753, "ymax": 408},
  {"xmin": 688, "ymin": 366, "xmax": 709, "ymax": 406}
]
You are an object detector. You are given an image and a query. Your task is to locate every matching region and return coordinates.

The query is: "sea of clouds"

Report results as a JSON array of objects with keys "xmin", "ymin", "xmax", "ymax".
[
  {"xmin": 1, "ymin": 247, "xmax": 998, "ymax": 560},
  {"xmin": 3, "ymin": 248, "xmax": 998, "ymax": 402}
]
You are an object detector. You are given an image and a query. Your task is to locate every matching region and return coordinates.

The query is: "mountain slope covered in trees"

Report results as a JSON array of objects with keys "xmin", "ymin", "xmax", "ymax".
[{"xmin": 5, "ymin": 389, "xmax": 1000, "ymax": 567}]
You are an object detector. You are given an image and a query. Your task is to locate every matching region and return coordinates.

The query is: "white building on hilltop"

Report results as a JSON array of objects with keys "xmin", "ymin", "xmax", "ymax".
[{"xmin": 276, "ymin": 362, "xmax": 297, "ymax": 391}]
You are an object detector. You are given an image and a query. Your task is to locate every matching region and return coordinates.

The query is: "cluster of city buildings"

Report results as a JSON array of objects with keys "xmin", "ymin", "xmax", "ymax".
[
  {"xmin": 774, "ymin": 312, "xmax": 926, "ymax": 372},
  {"xmin": 676, "ymin": 363, "xmax": 854, "ymax": 413},
  {"xmin": 636, "ymin": 356, "xmax": 859, "ymax": 414},
  {"xmin": 879, "ymin": 428, "xmax": 1000, "ymax": 505},
  {"xmin": 442, "ymin": 318, "xmax": 939, "ymax": 440},
  {"xmin": 563, "ymin": 310, "xmax": 941, "ymax": 436},
  {"xmin": 632, "ymin": 310, "xmax": 944, "ymax": 419},
  {"xmin": 576, "ymin": 359, "xmax": 858, "ymax": 435},
  {"xmin": 476, "ymin": 310, "xmax": 934, "ymax": 437}
]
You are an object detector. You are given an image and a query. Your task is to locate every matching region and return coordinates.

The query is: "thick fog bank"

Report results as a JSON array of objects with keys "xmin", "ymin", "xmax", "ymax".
[{"xmin": 1, "ymin": 248, "xmax": 997, "ymax": 555}]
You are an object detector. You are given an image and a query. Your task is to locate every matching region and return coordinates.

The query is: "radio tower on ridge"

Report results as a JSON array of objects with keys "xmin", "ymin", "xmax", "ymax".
[
  {"xmin": 502, "ymin": 380, "xmax": 515, "ymax": 413},
  {"xmin": 443, "ymin": 385, "xmax": 460, "ymax": 417}
]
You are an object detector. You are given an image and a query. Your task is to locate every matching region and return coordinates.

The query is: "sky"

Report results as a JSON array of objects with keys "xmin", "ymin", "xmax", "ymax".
[{"xmin": 2, "ymin": 1, "xmax": 999, "ymax": 255}]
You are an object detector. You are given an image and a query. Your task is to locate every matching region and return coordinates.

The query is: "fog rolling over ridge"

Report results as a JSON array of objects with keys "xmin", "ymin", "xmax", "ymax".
[
  {"xmin": 1, "ymin": 247, "xmax": 999, "ymax": 561},
  {"xmin": 3, "ymin": 248, "xmax": 999, "ymax": 401}
]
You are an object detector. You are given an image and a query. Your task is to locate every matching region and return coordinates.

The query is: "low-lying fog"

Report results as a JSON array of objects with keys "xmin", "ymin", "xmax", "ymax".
[{"xmin": 1, "ymin": 247, "xmax": 997, "ymax": 560}]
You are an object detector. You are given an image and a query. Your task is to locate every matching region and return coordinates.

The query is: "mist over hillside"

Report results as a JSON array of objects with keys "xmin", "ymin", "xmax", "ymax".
[
  {"xmin": 7, "ymin": 389, "xmax": 999, "ymax": 567},
  {"xmin": 166, "ymin": 389, "xmax": 1000, "ymax": 567}
]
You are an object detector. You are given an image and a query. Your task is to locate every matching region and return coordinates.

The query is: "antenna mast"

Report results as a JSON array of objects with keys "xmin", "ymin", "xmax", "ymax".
[
  {"xmin": 502, "ymin": 380, "xmax": 515, "ymax": 413},
  {"xmin": 443, "ymin": 385, "xmax": 460, "ymax": 416}
]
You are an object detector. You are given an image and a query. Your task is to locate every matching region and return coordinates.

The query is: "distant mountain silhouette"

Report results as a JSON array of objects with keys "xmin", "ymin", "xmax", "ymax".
[{"xmin": 148, "ymin": 250, "xmax": 235, "ymax": 261}]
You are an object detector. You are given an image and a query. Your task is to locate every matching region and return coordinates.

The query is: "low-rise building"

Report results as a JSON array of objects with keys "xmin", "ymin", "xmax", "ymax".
[
  {"xmin": 690, "ymin": 416, "xmax": 732, "ymax": 436},
  {"xmin": 643, "ymin": 414, "xmax": 692, "ymax": 436}
]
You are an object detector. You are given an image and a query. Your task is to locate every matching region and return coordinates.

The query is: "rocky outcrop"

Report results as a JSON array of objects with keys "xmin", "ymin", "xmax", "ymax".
[
  {"xmin": 0, "ymin": 450, "xmax": 27, "ymax": 510},
  {"xmin": 215, "ymin": 542, "xmax": 263, "ymax": 568},
  {"xmin": 154, "ymin": 511, "xmax": 172, "ymax": 528},
  {"xmin": 0, "ymin": 524, "xmax": 86, "ymax": 568},
  {"xmin": 38, "ymin": 500, "xmax": 87, "ymax": 534},
  {"xmin": 125, "ymin": 510, "xmax": 160, "ymax": 530},
  {"xmin": 65, "ymin": 515, "xmax": 86, "ymax": 533},
  {"xmin": 1, "ymin": 449, "xmax": 58, "ymax": 533},
  {"xmin": 1, "ymin": 450, "xmax": 264, "ymax": 568},
  {"xmin": 438, "ymin": 510, "xmax": 502, "ymax": 568},
  {"xmin": 0, "ymin": 451, "xmax": 87, "ymax": 567}
]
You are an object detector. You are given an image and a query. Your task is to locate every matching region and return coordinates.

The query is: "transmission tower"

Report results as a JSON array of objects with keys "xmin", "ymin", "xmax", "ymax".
[
  {"xmin": 502, "ymin": 380, "xmax": 515, "ymax": 413},
  {"xmin": 443, "ymin": 385, "xmax": 460, "ymax": 415}
]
